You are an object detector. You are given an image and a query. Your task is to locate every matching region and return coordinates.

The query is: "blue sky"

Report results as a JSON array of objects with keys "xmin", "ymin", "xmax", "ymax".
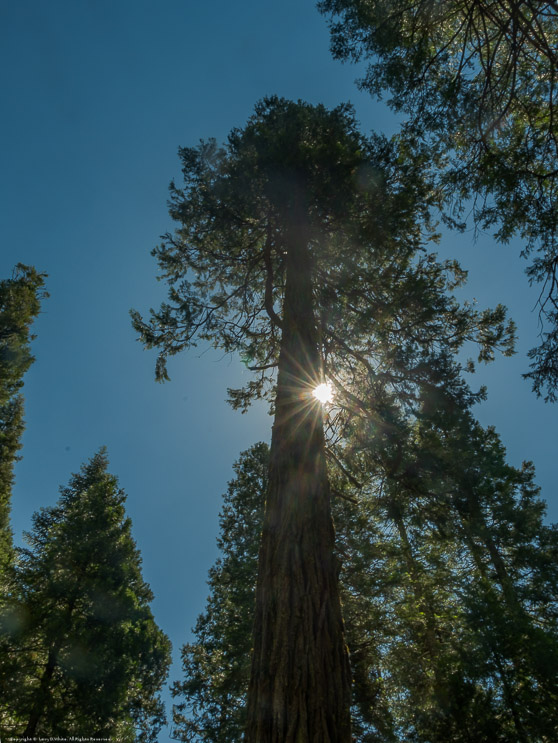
[{"xmin": 1, "ymin": 2, "xmax": 556, "ymax": 739}]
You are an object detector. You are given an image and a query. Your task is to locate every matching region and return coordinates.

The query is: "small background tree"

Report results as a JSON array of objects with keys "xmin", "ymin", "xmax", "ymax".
[{"xmin": 0, "ymin": 449, "xmax": 171, "ymax": 741}]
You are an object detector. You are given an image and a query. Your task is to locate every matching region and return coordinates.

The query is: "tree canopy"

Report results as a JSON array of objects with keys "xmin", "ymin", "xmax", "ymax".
[
  {"xmin": 319, "ymin": 0, "xmax": 558, "ymax": 399},
  {"xmin": 133, "ymin": 96, "xmax": 514, "ymax": 418}
]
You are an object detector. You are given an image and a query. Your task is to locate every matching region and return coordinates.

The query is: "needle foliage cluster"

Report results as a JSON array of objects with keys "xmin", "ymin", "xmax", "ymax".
[
  {"xmin": 319, "ymin": 0, "xmax": 558, "ymax": 399},
  {"xmin": 0, "ymin": 448, "xmax": 171, "ymax": 740},
  {"xmin": 173, "ymin": 427, "xmax": 558, "ymax": 742}
]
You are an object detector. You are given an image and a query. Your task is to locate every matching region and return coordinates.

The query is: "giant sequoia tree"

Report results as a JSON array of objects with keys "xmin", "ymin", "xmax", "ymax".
[
  {"xmin": 133, "ymin": 97, "xmax": 514, "ymax": 741},
  {"xmin": 319, "ymin": 0, "xmax": 558, "ymax": 399}
]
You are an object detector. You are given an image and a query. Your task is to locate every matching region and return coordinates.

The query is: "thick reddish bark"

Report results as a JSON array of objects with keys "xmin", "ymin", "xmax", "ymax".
[{"xmin": 245, "ymin": 225, "xmax": 352, "ymax": 742}]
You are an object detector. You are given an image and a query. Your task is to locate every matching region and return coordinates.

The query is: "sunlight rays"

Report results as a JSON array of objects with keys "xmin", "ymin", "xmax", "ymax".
[{"xmin": 312, "ymin": 382, "xmax": 334, "ymax": 405}]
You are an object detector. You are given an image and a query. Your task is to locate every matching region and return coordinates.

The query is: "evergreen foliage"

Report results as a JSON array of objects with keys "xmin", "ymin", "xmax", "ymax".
[
  {"xmin": 0, "ymin": 264, "xmax": 47, "ymax": 571},
  {"xmin": 132, "ymin": 97, "xmax": 513, "ymax": 407},
  {"xmin": 172, "ymin": 443, "xmax": 268, "ymax": 742},
  {"xmin": 134, "ymin": 97, "xmax": 517, "ymax": 740},
  {"xmin": 318, "ymin": 0, "xmax": 558, "ymax": 399},
  {"xmin": 337, "ymin": 403, "xmax": 558, "ymax": 741},
  {"xmin": 174, "ymin": 429, "xmax": 558, "ymax": 741},
  {"xmin": 0, "ymin": 450, "xmax": 171, "ymax": 741}
]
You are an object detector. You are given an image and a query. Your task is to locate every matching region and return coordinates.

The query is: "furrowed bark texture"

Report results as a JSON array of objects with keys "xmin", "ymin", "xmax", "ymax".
[{"xmin": 245, "ymin": 224, "xmax": 352, "ymax": 742}]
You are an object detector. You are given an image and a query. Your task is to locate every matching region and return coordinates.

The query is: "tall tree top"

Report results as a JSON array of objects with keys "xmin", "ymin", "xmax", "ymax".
[
  {"xmin": 5, "ymin": 448, "xmax": 171, "ymax": 742},
  {"xmin": 133, "ymin": 97, "xmax": 514, "ymax": 425},
  {"xmin": 0, "ymin": 264, "xmax": 47, "ymax": 404}
]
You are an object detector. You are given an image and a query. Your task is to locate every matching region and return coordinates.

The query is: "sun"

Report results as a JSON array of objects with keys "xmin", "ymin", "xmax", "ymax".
[{"xmin": 312, "ymin": 381, "xmax": 334, "ymax": 404}]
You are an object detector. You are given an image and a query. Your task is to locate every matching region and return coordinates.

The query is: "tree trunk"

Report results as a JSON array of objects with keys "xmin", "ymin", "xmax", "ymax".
[
  {"xmin": 22, "ymin": 642, "xmax": 60, "ymax": 738},
  {"xmin": 22, "ymin": 583, "xmax": 81, "ymax": 738},
  {"xmin": 245, "ymin": 223, "xmax": 352, "ymax": 742}
]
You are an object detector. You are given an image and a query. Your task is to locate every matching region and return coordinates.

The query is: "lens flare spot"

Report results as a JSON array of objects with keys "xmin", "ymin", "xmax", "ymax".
[{"xmin": 312, "ymin": 382, "xmax": 334, "ymax": 404}]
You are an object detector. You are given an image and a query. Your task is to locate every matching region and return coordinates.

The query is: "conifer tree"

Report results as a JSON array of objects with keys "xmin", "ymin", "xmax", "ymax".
[
  {"xmin": 334, "ymin": 380, "xmax": 558, "ymax": 740},
  {"xmin": 172, "ymin": 443, "xmax": 268, "ymax": 742},
  {"xmin": 174, "ymin": 423, "xmax": 557, "ymax": 741},
  {"xmin": 0, "ymin": 264, "xmax": 47, "ymax": 571},
  {"xmin": 133, "ymin": 97, "xmax": 514, "ymax": 741},
  {"xmin": 318, "ymin": 0, "xmax": 558, "ymax": 399},
  {"xmin": 412, "ymin": 412, "xmax": 558, "ymax": 740},
  {"xmin": 0, "ymin": 450, "xmax": 171, "ymax": 741}
]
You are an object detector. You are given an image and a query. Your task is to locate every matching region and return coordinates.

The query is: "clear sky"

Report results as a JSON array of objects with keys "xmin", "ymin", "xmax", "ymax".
[{"xmin": 1, "ymin": 2, "xmax": 556, "ymax": 740}]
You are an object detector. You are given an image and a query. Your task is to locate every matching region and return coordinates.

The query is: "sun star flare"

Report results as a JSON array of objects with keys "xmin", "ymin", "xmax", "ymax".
[{"xmin": 312, "ymin": 381, "xmax": 334, "ymax": 404}]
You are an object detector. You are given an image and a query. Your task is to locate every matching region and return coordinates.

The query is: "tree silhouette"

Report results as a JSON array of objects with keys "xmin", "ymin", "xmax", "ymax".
[
  {"xmin": 319, "ymin": 0, "xmax": 558, "ymax": 399},
  {"xmin": 133, "ymin": 97, "xmax": 514, "ymax": 741}
]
